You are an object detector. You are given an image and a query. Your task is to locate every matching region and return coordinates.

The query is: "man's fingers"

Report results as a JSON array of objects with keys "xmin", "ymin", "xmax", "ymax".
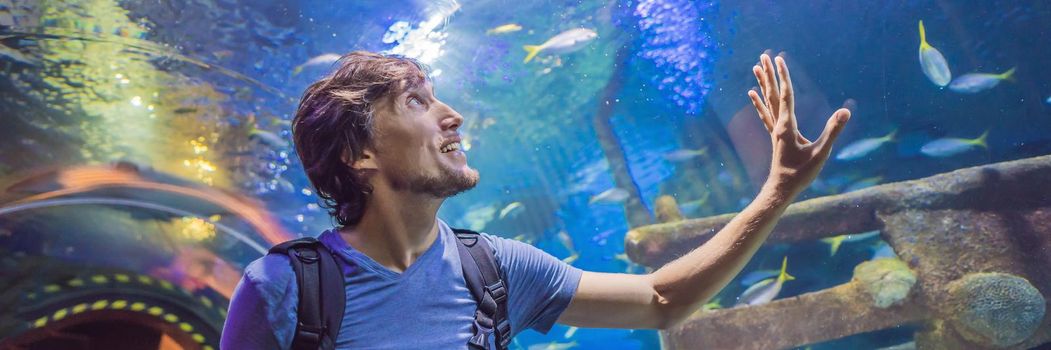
[
  {"xmin": 815, "ymin": 108, "xmax": 852, "ymax": 156},
  {"xmin": 748, "ymin": 90, "xmax": 774, "ymax": 132},
  {"xmin": 774, "ymin": 56, "xmax": 794, "ymax": 118},
  {"xmin": 761, "ymin": 54, "xmax": 780, "ymax": 118},
  {"xmin": 774, "ymin": 56, "xmax": 797, "ymax": 138},
  {"xmin": 752, "ymin": 65, "xmax": 768, "ymax": 104},
  {"xmin": 753, "ymin": 64, "xmax": 776, "ymax": 124},
  {"xmin": 751, "ymin": 66, "xmax": 775, "ymax": 130}
]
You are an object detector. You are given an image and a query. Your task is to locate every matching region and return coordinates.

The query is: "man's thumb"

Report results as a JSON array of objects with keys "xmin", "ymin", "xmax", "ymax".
[{"xmin": 817, "ymin": 108, "xmax": 851, "ymax": 154}]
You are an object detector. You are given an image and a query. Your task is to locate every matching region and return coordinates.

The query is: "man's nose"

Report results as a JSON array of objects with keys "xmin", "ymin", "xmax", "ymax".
[{"xmin": 438, "ymin": 103, "xmax": 464, "ymax": 130}]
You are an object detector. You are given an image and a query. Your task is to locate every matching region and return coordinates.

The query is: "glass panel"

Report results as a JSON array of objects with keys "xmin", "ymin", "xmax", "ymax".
[{"xmin": 2, "ymin": 1, "xmax": 1048, "ymax": 349}]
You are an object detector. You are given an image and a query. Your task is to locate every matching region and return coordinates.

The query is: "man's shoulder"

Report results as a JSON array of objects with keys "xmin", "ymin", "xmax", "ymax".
[
  {"xmin": 474, "ymin": 231, "xmax": 543, "ymax": 264},
  {"xmin": 242, "ymin": 251, "xmax": 295, "ymax": 292},
  {"xmin": 475, "ymin": 231, "xmax": 509, "ymax": 253}
]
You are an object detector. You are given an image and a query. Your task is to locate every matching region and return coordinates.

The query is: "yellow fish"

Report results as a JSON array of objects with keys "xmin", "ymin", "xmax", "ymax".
[
  {"xmin": 486, "ymin": 23, "xmax": 522, "ymax": 35},
  {"xmin": 556, "ymin": 230, "xmax": 579, "ymax": 264},
  {"xmin": 498, "ymin": 201, "xmax": 524, "ymax": 219},
  {"xmin": 512, "ymin": 234, "xmax": 534, "ymax": 244},
  {"xmin": 614, "ymin": 253, "xmax": 645, "ymax": 273},
  {"xmin": 736, "ymin": 257, "xmax": 794, "ymax": 306},
  {"xmin": 918, "ymin": 20, "xmax": 952, "ymax": 87},
  {"xmin": 949, "ymin": 68, "xmax": 1016, "ymax": 94},
  {"xmin": 820, "ymin": 230, "xmax": 880, "ymax": 256},
  {"xmin": 920, "ymin": 130, "xmax": 989, "ymax": 157},
  {"xmin": 564, "ymin": 326, "xmax": 578, "ymax": 338},
  {"xmin": 523, "ymin": 28, "xmax": 598, "ymax": 63},
  {"xmin": 702, "ymin": 297, "xmax": 722, "ymax": 311},
  {"xmin": 690, "ymin": 297, "xmax": 723, "ymax": 318}
]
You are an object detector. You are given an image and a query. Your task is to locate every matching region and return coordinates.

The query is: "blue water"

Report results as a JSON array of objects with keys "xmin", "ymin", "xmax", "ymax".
[{"xmin": 1, "ymin": 0, "xmax": 1050, "ymax": 349}]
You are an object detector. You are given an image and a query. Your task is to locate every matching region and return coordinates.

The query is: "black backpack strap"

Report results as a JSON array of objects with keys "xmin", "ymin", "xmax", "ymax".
[
  {"xmin": 453, "ymin": 228, "xmax": 511, "ymax": 350},
  {"xmin": 268, "ymin": 237, "xmax": 346, "ymax": 350}
]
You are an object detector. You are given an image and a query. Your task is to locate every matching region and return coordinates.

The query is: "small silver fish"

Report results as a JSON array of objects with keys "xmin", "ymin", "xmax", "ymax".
[
  {"xmin": 528, "ymin": 341, "xmax": 578, "ymax": 350},
  {"xmin": 591, "ymin": 229, "xmax": 616, "ymax": 246},
  {"xmin": 835, "ymin": 130, "xmax": 896, "ymax": 161},
  {"xmin": 918, "ymin": 21, "xmax": 951, "ymax": 87},
  {"xmin": 662, "ymin": 148, "xmax": 708, "ymax": 162},
  {"xmin": 523, "ymin": 28, "xmax": 598, "ymax": 63},
  {"xmin": 293, "ymin": 53, "xmax": 342, "ymax": 75},
  {"xmin": 677, "ymin": 192, "xmax": 711, "ymax": 214},
  {"xmin": 486, "ymin": 23, "xmax": 522, "ymax": 35},
  {"xmin": 563, "ymin": 326, "xmax": 578, "ymax": 339},
  {"xmin": 248, "ymin": 128, "xmax": 289, "ymax": 149},
  {"xmin": 920, "ymin": 131, "xmax": 988, "ymax": 157},
  {"xmin": 949, "ymin": 68, "xmax": 1015, "ymax": 94},
  {"xmin": 844, "ymin": 176, "xmax": 883, "ymax": 193},
  {"xmin": 877, "ymin": 341, "xmax": 916, "ymax": 350},
  {"xmin": 0, "ymin": 42, "xmax": 37, "ymax": 65},
  {"xmin": 589, "ymin": 187, "xmax": 629, "ymax": 204}
]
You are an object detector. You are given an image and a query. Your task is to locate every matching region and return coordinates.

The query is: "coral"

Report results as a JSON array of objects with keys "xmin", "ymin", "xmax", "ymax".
[
  {"xmin": 654, "ymin": 195, "xmax": 684, "ymax": 223},
  {"xmin": 946, "ymin": 272, "xmax": 1046, "ymax": 348},
  {"xmin": 853, "ymin": 258, "xmax": 916, "ymax": 308}
]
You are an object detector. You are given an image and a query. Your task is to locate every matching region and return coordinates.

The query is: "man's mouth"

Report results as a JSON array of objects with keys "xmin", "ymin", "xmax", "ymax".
[
  {"xmin": 440, "ymin": 141, "xmax": 462, "ymax": 153},
  {"xmin": 440, "ymin": 135, "xmax": 463, "ymax": 153}
]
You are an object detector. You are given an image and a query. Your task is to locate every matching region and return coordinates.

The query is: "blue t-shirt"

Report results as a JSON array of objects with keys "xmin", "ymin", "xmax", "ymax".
[{"xmin": 220, "ymin": 219, "xmax": 583, "ymax": 349}]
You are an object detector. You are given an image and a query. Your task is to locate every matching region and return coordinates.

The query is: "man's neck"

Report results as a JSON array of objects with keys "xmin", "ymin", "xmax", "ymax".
[{"xmin": 338, "ymin": 186, "xmax": 443, "ymax": 273}]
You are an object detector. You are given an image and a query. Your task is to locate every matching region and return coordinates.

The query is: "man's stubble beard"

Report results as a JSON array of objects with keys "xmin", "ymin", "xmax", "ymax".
[{"xmin": 391, "ymin": 163, "xmax": 479, "ymax": 198}]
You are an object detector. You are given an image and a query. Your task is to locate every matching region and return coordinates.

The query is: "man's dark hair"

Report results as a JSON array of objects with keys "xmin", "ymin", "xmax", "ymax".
[{"xmin": 291, "ymin": 51, "xmax": 429, "ymax": 227}]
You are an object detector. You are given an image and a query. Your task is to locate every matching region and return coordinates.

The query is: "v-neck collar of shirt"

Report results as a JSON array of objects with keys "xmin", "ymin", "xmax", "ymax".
[{"xmin": 322, "ymin": 221, "xmax": 447, "ymax": 281}]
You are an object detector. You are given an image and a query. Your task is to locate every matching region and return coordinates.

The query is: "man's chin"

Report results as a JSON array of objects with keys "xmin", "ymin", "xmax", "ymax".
[
  {"xmin": 422, "ymin": 166, "xmax": 478, "ymax": 198},
  {"xmin": 447, "ymin": 167, "xmax": 480, "ymax": 196}
]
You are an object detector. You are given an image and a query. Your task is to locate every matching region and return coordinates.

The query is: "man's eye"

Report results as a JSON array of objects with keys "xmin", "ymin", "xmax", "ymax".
[{"xmin": 408, "ymin": 96, "xmax": 423, "ymax": 106}]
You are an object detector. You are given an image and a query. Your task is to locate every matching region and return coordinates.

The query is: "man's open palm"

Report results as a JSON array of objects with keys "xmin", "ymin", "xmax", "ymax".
[{"xmin": 747, "ymin": 53, "xmax": 851, "ymax": 196}]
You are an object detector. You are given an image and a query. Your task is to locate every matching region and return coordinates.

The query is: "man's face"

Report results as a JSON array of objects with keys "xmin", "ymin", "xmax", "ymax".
[{"xmin": 368, "ymin": 79, "xmax": 479, "ymax": 198}]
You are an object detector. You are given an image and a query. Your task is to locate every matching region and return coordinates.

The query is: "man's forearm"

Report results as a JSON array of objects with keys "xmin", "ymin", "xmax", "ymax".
[
  {"xmin": 560, "ymin": 53, "xmax": 847, "ymax": 331},
  {"xmin": 647, "ymin": 181, "xmax": 795, "ymax": 327}
]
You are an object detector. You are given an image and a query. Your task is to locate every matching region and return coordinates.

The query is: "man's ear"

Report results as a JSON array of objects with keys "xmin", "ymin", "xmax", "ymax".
[{"xmin": 343, "ymin": 148, "xmax": 378, "ymax": 171}]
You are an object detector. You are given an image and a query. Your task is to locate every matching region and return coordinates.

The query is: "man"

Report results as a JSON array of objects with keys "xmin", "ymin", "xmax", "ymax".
[{"xmin": 220, "ymin": 51, "xmax": 850, "ymax": 349}]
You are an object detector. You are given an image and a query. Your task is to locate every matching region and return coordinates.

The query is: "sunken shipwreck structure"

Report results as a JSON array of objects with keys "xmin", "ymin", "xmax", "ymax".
[{"xmin": 629, "ymin": 154, "xmax": 1051, "ymax": 350}]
